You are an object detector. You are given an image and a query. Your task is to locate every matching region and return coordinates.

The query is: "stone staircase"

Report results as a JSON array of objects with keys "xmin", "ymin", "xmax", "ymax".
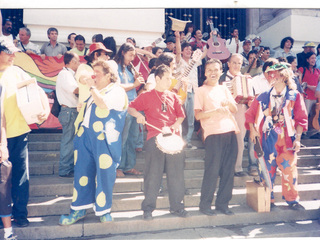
[{"xmin": 10, "ymin": 132, "xmax": 320, "ymax": 239}]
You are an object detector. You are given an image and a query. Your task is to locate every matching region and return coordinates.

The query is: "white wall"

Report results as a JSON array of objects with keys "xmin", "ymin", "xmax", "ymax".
[
  {"xmin": 23, "ymin": 9, "xmax": 165, "ymax": 47},
  {"xmin": 255, "ymin": 10, "xmax": 320, "ymax": 54}
]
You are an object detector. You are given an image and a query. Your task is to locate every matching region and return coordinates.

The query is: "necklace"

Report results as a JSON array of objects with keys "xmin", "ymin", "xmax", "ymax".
[{"xmin": 155, "ymin": 90, "xmax": 167, "ymax": 112}]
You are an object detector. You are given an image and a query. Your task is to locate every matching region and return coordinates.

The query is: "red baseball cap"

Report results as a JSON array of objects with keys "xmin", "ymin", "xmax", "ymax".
[{"xmin": 89, "ymin": 42, "xmax": 112, "ymax": 55}]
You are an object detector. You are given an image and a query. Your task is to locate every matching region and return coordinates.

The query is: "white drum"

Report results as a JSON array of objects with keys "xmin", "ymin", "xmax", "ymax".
[{"xmin": 155, "ymin": 133, "xmax": 185, "ymax": 155}]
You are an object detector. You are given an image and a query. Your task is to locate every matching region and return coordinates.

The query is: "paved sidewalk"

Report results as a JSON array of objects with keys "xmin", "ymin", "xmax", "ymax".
[{"xmin": 85, "ymin": 219, "xmax": 320, "ymax": 239}]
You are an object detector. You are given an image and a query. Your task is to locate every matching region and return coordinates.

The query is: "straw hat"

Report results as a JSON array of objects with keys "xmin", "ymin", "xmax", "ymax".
[{"xmin": 169, "ymin": 17, "xmax": 191, "ymax": 32}]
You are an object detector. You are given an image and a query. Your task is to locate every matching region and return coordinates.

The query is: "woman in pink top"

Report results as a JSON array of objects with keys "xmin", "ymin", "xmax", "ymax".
[
  {"xmin": 298, "ymin": 52, "xmax": 320, "ymax": 114},
  {"xmin": 298, "ymin": 52, "xmax": 320, "ymax": 138}
]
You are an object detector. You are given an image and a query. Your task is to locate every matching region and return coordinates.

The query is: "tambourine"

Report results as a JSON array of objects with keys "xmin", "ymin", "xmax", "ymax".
[{"xmin": 146, "ymin": 122, "xmax": 185, "ymax": 155}]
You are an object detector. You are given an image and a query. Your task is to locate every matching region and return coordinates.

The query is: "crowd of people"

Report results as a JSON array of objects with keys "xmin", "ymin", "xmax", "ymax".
[{"xmin": 0, "ymin": 13, "xmax": 320, "ymax": 239}]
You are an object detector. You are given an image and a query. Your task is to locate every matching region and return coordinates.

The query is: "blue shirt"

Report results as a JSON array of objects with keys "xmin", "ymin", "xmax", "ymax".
[{"xmin": 117, "ymin": 64, "xmax": 137, "ymax": 102}]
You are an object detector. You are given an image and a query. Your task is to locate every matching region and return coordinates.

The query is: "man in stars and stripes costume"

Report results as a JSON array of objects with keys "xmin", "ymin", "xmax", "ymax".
[
  {"xmin": 59, "ymin": 60, "xmax": 128, "ymax": 225},
  {"xmin": 245, "ymin": 63, "xmax": 308, "ymax": 210}
]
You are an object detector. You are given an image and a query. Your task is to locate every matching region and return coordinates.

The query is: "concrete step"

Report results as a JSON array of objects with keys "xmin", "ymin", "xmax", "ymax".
[
  {"xmin": 28, "ymin": 151, "xmax": 320, "ymax": 176},
  {"xmin": 29, "ymin": 141, "xmax": 60, "ymax": 151},
  {"xmin": 14, "ymin": 200, "xmax": 320, "ymax": 240},
  {"xmin": 28, "ymin": 144, "xmax": 319, "ymax": 161},
  {"xmin": 29, "ymin": 165, "xmax": 320, "ymax": 197},
  {"xmin": 29, "ymin": 151, "xmax": 59, "ymax": 162},
  {"xmin": 29, "ymin": 164, "xmax": 320, "ymax": 194},
  {"xmin": 29, "ymin": 133, "xmax": 62, "ymax": 142},
  {"xmin": 26, "ymin": 182, "xmax": 320, "ymax": 217}
]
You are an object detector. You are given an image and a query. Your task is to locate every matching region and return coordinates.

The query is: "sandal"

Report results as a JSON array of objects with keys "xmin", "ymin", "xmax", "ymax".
[
  {"xmin": 124, "ymin": 168, "xmax": 142, "ymax": 175},
  {"xmin": 116, "ymin": 169, "xmax": 125, "ymax": 178}
]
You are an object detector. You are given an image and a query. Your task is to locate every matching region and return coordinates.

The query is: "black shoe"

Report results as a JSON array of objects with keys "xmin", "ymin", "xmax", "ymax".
[
  {"xmin": 289, "ymin": 203, "xmax": 305, "ymax": 211},
  {"xmin": 59, "ymin": 171, "xmax": 74, "ymax": 178},
  {"xmin": 13, "ymin": 217, "xmax": 29, "ymax": 227},
  {"xmin": 270, "ymin": 203, "xmax": 277, "ymax": 209},
  {"xmin": 200, "ymin": 208, "xmax": 216, "ymax": 216},
  {"xmin": 143, "ymin": 211, "xmax": 153, "ymax": 220},
  {"xmin": 170, "ymin": 209, "xmax": 189, "ymax": 218},
  {"xmin": 216, "ymin": 208, "xmax": 235, "ymax": 215},
  {"xmin": 234, "ymin": 171, "xmax": 247, "ymax": 177}
]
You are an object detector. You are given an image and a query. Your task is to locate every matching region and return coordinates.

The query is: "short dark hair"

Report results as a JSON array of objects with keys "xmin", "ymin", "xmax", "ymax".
[
  {"xmin": 248, "ymin": 50, "xmax": 258, "ymax": 58},
  {"xmin": 47, "ymin": 27, "xmax": 58, "ymax": 36},
  {"xmin": 68, "ymin": 33, "xmax": 76, "ymax": 40},
  {"xmin": 63, "ymin": 51, "xmax": 77, "ymax": 65},
  {"xmin": 154, "ymin": 64, "xmax": 170, "ymax": 79},
  {"xmin": 193, "ymin": 29, "xmax": 201, "ymax": 37},
  {"xmin": 181, "ymin": 42, "xmax": 191, "ymax": 52},
  {"xmin": 92, "ymin": 34, "xmax": 103, "ymax": 43},
  {"xmin": 280, "ymin": 37, "xmax": 294, "ymax": 49},
  {"xmin": 155, "ymin": 52, "xmax": 175, "ymax": 67},
  {"xmin": 148, "ymin": 58, "xmax": 157, "ymax": 69},
  {"xmin": 263, "ymin": 46, "xmax": 270, "ymax": 51},
  {"xmin": 75, "ymin": 35, "xmax": 86, "ymax": 43},
  {"xmin": 152, "ymin": 47, "xmax": 162, "ymax": 55},
  {"xmin": 286, "ymin": 56, "xmax": 296, "ymax": 64},
  {"xmin": 205, "ymin": 58, "xmax": 223, "ymax": 70}
]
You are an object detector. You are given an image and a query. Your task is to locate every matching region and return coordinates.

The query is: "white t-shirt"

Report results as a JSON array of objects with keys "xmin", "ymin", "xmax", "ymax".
[
  {"xmin": 82, "ymin": 83, "xmax": 126, "ymax": 128},
  {"xmin": 227, "ymin": 38, "xmax": 243, "ymax": 54},
  {"xmin": 146, "ymin": 73, "xmax": 156, "ymax": 90},
  {"xmin": 251, "ymin": 72, "xmax": 271, "ymax": 96},
  {"xmin": 56, "ymin": 67, "xmax": 78, "ymax": 108},
  {"xmin": 177, "ymin": 58, "xmax": 201, "ymax": 93}
]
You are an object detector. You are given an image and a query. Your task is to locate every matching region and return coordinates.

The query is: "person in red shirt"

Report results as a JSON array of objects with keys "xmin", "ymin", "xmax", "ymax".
[
  {"xmin": 298, "ymin": 52, "xmax": 320, "ymax": 139},
  {"xmin": 128, "ymin": 64, "xmax": 188, "ymax": 220}
]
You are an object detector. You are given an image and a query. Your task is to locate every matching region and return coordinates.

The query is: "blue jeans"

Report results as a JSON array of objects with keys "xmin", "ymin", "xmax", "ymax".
[
  {"xmin": 136, "ymin": 124, "xmax": 144, "ymax": 149},
  {"xmin": 118, "ymin": 113, "xmax": 139, "ymax": 171},
  {"xmin": 136, "ymin": 112, "xmax": 145, "ymax": 149},
  {"xmin": 184, "ymin": 92, "xmax": 195, "ymax": 144},
  {"xmin": 58, "ymin": 107, "xmax": 78, "ymax": 176},
  {"xmin": 7, "ymin": 133, "xmax": 29, "ymax": 219}
]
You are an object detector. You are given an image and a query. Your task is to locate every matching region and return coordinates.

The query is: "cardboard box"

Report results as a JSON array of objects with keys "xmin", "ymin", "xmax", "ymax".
[
  {"xmin": 16, "ymin": 78, "xmax": 44, "ymax": 125},
  {"xmin": 246, "ymin": 181, "xmax": 271, "ymax": 213}
]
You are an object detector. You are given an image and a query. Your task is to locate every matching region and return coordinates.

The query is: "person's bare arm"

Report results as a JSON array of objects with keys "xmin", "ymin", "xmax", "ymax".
[{"xmin": 175, "ymin": 31, "xmax": 182, "ymax": 64}]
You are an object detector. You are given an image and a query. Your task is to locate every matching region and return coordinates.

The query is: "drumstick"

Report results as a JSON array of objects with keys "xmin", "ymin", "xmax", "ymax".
[{"xmin": 145, "ymin": 122, "xmax": 172, "ymax": 137}]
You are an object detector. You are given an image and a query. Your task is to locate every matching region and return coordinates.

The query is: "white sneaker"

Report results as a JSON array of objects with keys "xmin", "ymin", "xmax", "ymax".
[
  {"xmin": 187, "ymin": 143, "xmax": 197, "ymax": 150},
  {"xmin": 5, "ymin": 234, "xmax": 17, "ymax": 240}
]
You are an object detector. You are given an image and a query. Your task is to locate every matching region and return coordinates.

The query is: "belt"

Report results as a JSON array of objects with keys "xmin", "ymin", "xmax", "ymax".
[{"xmin": 61, "ymin": 105, "xmax": 76, "ymax": 109}]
